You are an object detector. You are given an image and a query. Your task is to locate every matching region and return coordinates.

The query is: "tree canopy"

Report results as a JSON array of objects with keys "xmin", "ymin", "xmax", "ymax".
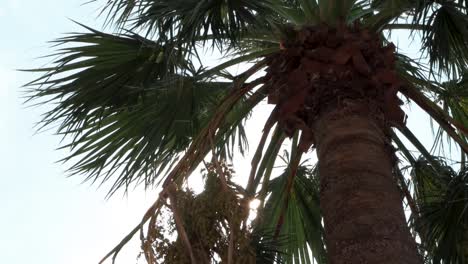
[{"xmin": 26, "ymin": 0, "xmax": 468, "ymax": 263}]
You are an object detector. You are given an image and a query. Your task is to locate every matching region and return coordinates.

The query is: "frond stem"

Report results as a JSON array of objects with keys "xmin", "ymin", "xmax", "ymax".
[
  {"xmin": 161, "ymin": 77, "xmax": 265, "ymax": 188},
  {"xmin": 395, "ymin": 165, "xmax": 420, "ymax": 221},
  {"xmin": 99, "ymin": 190, "xmax": 165, "ymax": 264},
  {"xmin": 167, "ymin": 184, "xmax": 198, "ymax": 264},
  {"xmin": 384, "ymin": 23, "xmax": 430, "ymax": 31},
  {"xmin": 274, "ymin": 135, "xmax": 303, "ymax": 238},
  {"xmin": 401, "ymin": 85, "xmax": 468, "ymax": 153},
  {"xmin": 246, "ymin": 109, "xmax": 278, "ymax": 196}
]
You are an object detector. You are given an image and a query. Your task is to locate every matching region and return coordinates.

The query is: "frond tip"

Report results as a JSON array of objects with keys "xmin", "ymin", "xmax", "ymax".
[{"xmin": 420, "ymin": 2, "xmax": 468, "ymax": 76}]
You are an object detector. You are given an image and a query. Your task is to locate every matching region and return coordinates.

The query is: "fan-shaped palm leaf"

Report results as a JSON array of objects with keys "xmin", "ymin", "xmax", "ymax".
[
  {"xmin": 412, "ymin": 157, "xmax": 468, "ymax": 263},
  {"xmin": 259, "ymin": 148, "xmax": 326, "ymax": 264},
  {"xmin": 25, "ymin": 24, "xmax": 258, "ymax": 194}
]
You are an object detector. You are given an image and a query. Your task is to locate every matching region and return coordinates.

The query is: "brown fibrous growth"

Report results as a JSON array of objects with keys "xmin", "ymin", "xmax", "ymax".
[{"xmin": 264, "ymin": 24, "xmax": 406, "ymax": 149}]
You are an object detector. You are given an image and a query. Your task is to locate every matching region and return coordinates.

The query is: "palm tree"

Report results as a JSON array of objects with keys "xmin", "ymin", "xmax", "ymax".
[{"xmin": 26, "ymin": 0, "xmax": 468, "ymax": 263}]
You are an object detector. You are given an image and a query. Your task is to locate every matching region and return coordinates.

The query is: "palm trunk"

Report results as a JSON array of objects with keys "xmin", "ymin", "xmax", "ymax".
[
  {"xmin": 313, "ymin": 109, "xmax": 422, "ymax": 264},
  {"xmin": 265, "ymin": 24, "xmax": 424, "ymax": 262}
]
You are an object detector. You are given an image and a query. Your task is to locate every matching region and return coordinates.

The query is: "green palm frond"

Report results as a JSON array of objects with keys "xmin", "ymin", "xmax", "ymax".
[
  {"xmin": 427, "ymin": 73, "xmax": 468, "ymax": 158},
  {"xmin": 347, "ymin": 0, "xmax": 374, "ymax": 23},
  {"xmin": 419, "ymin": 2, "xmax": 468, "ymax": 76},
  {"xmin": 393, "ymin": 51, "xmax": 468, "ymax": 155},
  {"xmin": 248, "ymin": 124, "xmax": 286, "ymax": 197},
  {"xmin": 438, "ymin": 73, "xmax": 468, "ymax": 139},
  {"xmin": 258, "ymin": 149, "xmax": 326, "ymax": 264},
  {"xmin": 365, "ymin": 0, "xmax": 415, "ymax": 30},
  {"xmin": 412, "ymin": 157, "xmax": 468, "ymax": 263},
  {"xmin": 26, "ymin": 23, "xmax": 184, "ymax": 112},
  {"xmin": 366, "ymin": 0, "xmax": 468, "ymax": 75},
  {"xmin": 24, "ymin": 24, "xmax": 257, "ymax": 194},
  {"xmin": 98, "ymin": 0, "xmax": 288, "ymax": 49},
  {"xmin": 251, "ymin": 228, "xmax": 288, "ymax": 264},
  {"xmin": 294, "ymin": 0, "xmax": 318, "ymax": 23},
  {"xmin": 320, "ymin": 0, "xmax": 359, "ymax": 23}
]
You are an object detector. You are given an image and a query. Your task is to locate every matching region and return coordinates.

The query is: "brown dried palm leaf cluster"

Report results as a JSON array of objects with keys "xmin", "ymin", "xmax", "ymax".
[
  {"xmin": 141, "ymin": 162, "xmax": 257, "ymax": 264},
  {"xmin": 264, "ymin": 24, "xmax": 407, "ymax": 148}
]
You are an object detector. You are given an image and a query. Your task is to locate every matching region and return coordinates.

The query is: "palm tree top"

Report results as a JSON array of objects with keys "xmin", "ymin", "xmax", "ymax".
[
  {"xmin": 25, "ymin": 1, "xmax": 468, "ymax": 263},
  {"xmin": 26, "ymin": 0, "xmax": 468, "ymax": 192}
]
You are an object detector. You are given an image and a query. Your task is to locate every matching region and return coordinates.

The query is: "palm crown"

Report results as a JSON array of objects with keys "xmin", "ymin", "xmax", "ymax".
[{"xmin": 27, "ymin": 0, "xmax": 468, "ymax": 263}]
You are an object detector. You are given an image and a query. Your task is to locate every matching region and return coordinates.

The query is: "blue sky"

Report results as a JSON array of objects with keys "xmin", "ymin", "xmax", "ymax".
[
  {"xmin": 0, "ymin": 1, "xmax": 451, "ymax": 264},
  {"xmin": 0, "ymin": 1, "xmax": 155, "ymax": 264}
]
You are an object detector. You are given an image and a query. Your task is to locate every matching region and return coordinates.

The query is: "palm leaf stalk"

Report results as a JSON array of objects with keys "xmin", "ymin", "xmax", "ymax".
[{"xmin": 26, "ymin": 0, "xmax": 468, "ymax": 263}]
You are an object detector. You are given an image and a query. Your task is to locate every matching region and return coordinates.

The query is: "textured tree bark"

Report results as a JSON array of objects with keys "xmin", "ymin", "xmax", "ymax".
[{"xmin": 313, "ymin": 109, "xmax": 422, "ymax": 264}]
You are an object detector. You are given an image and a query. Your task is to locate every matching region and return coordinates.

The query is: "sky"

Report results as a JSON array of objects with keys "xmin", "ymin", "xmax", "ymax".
[
  {"xmin": 0, "ymin": 1, "xmax": 157, "ymax": 264},
  {"xmin": 0, "ymin": 1, "xmax": 451, "ymax": 264}
]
